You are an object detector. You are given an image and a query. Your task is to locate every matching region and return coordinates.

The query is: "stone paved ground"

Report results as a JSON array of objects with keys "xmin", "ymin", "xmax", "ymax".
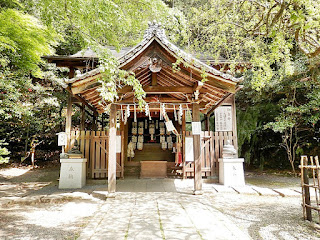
[
  {"xmin": 79, "ymin": 192, "xmax": 251, "ymax": 240},
  {"xmin": 1, "ymin": 166, "xmax": 320, "ymax": 240}
]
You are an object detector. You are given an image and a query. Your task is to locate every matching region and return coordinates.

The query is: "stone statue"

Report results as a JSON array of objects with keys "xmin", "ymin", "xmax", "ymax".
[
  {"xmin": 222, "ymin": 140, "xmax": 237, "ymax": 158},
  {"xmin": 68, "ymin": 139, "xmax": 82, "ymax": 154}
]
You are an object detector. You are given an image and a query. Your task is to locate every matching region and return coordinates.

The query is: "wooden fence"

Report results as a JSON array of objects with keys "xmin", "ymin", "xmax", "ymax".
[
  {"xmin": 183, "ymin": 131, "xmax": 236, "ymax": 178},
  {"xmin": 69, "ymin": 131, "xmax": 124, "ymax": 179},
  {"xmin": 300, "ymin": 155, "xmax": 320, "ymax": 223},
  {"xmin": 67, "ymin": 130, "xmax": 236, "ymax": 179}
]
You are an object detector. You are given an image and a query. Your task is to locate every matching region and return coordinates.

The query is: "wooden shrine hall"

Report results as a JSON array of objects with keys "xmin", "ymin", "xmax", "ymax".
[{"xmin": 45, "ymin": 21, "xmax": 243, "ymax": 193}]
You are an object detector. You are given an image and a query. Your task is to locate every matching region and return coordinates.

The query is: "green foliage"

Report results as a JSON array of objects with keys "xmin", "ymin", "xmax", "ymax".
[
  {"xmin": 0, "ymin": 8, "xmax": 58, "ymax": 76},
  {"xmin": 0, "ymin": 139, "xmax": 10, "ymax": 164},
  {"xmin": 0, "ymin": 0, "xmax": 185, "ymax": 162},
  {"xmin": 172, "ymin": 0, "xmax": 320, "ymax": 89},
  {"xmin": 23, "ymin": 0, "xmax": 186, "ymax": 107},
  {"xmin": 0, "ymin": 2, "xmax": 65, "ymax": 161},
  {"xmin": 167, "ymin": 0, "xmax": 320, "ymax": 172}
]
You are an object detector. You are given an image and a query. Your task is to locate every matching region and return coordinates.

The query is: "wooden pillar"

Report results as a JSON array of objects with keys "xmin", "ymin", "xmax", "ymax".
[
  {"xmin": 120, "ymin": 120, "xmax": 125, "ymax": 179},
  {"xmin": 124, "ymin": 119, "xmax": 129, "ymax": 164},
  {"xmin": 108, "ymin": 104, "xmax": 117, "ymax": 193},
  {"xmin": 92, "ymin": 112, "xmax": 97, "ymax": 131},
  {"xmin": 65, "ymin": 67, "xmax": 75, "ymax": 152},
  {"xmin": 182, "ymin": 110, "xmax": 186, "ymax": 179},
  {"xmin": 65, "ymin": 92, "xmax": 72, "ymax": 152},
  {"xmin": 193, "ymin": 103, "xmax": 202, "ymax": 193},
  {"xmin": 204, "ymin": 114, "xmax": 210, "ymax": 131},
  {"xmin": 231, "ymin": 95, "xmax": 238, "ymax": 157},
  {"xmin": 80, "ymin": 104, "xmax": 85, "ymax": 131}
]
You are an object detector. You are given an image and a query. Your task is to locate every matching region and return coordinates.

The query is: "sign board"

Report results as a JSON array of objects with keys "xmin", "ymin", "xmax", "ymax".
[
  {"xmin": 192, "ymin": 122, "xmax": 201, "ymax": 135},
  {"xmin": 116, "ymin": 135, "xmax": 121, "ymax": 153},
  {"xmin": 57, "ymin": 132, "xmax": 67, "ymax": 146},
  {"xmin": 165, "ymin": 120, "xmax": 175, "ymax": 132},
  {"xmin": 214, "ymin": 106, "xmax": 232, "ymax": 132},
  {"xmin": 185, "ymin": 137, "xmax": 194, "ymax": 162}
]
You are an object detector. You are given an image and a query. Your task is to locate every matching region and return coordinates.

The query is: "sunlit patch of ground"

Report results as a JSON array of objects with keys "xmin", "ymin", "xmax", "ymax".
[
  {"xmin": 0, "ymin": 194, "xmax": 101, "ymax": 239},
  {"xmin": 0, "ymin": 167, "xmax": 30, "ymax": 179}
]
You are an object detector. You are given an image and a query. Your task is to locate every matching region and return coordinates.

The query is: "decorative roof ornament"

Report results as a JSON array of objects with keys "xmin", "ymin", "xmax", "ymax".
[
  {"xmin": 149, "ymin": 57, "xmax": 162, "ymax": 72},
  {"xmin": 144, "ymin": 20, "xmax": 167, "ymax": 41}
]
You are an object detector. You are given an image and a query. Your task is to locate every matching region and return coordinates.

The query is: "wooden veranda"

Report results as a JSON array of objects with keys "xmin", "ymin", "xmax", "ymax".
[{"xmin": 45, "ymin": 21, "xmax": 242, "ymax": 194}]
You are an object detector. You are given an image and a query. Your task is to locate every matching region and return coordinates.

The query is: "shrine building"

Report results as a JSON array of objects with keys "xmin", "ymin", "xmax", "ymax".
[{"xmin": 44, "ymin": 21, "xmax": 243, "ymax": 193}]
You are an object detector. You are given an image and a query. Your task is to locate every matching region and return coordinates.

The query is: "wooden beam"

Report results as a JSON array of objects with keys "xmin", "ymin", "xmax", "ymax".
[
  {"xmin": 151, "ymin": 72, "xmax": 157, "ymax": 86},
  {"xmin": 206, "ymin": 93, "xmax": 232, "ymax": 117},
  {"xmin": 66, "ymin": 86, "xmax": 98, "ymax": 114},
  {"xmin": 108, "ymin": 104, "xmax": 117, "ymax": 193},
  {"xmin": 72, "ymin": 80, "xmax": 100, "ymax": 94},
  {"xmin": 74, "ymin": 103, "xmax": 103, "ymax": 124},
  {"xmin": 206, "ymin": 85, "xmax": 243, "ymax": 116},
  {"xmin": 72, "ymin": 73, "xmax": 102, "ymax": 87},
  {"xmin": 118, "ymin": 97, "xmax": 187, "ymax": 104},
  {"xmin": 193, "ymin": 102, "xmax": 202, "ymax": 194},
  {"xmin": 161, "ymin": 67, "xmax": 193, "ymax": 86},
  {"xmin": 193, "ymin": 81, "xmax": 204, "ymax": 92},
  {"xmin": 118, "ymin": 86, "xmax": 193, "ymax": 94}
]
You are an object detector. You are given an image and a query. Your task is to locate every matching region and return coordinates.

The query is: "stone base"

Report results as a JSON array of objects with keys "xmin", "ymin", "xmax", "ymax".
[
  {"xmin": 59, "ymin": 158, "xmax": 87, "ymax": 189},
  {"xmin": 218, "ymin": 158, "xmax": 245, "ymax": 187}
]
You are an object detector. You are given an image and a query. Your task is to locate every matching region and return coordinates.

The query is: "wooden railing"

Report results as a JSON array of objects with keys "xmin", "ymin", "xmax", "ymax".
[
  {"xmin": 67, "ymin": 130, "xmax": 236, "ymax": 179},
  {"xmin": 69, "ymin": 131, "xmax": 124, "ymax": 179},
  {"xmin": 300, "ymin": 155, "xmax": 320, "ymax": 223},
  {"xmin": 183, "ymin": 131, "xmax": 237, "ymax": 178}
]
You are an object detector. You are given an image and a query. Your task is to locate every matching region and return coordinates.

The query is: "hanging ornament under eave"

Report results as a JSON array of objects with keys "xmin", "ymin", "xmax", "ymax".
[
  {"xmin": 174, "ymin": 105, "xmax": 177, "ymax": 121},
  {"xmin": 145, "ymin": 103, "xmax": 151, "ymax": 120},
  {"xmin": 134, "ymin": 104, "xmax": 137, "ymax": 122},
  {"xmin": 120, "ymin": 105, "xmax": 124, "ymax": 122},
  {"xmin": 126, "ymin": 105, "xmax": 130, "ymax": 117},
  {"xmin": 125, "ymin": 105, "xmax": 130, "ymax": 125},
  {"xmin": 178, "ymin": 111, "xmax": 182, "ymax": 125},
  {"xmin": 178, "ymin": 104, "xmax": 183, "ymax": 125},
  {"xmin": 160, "ymin": 104, "xmax": 163, "ymax": 121}
]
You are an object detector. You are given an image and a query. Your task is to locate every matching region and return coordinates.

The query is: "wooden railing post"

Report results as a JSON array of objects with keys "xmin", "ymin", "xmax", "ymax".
[
  {"xmin": 301, "ymin": 155, "xmax": 312, "ymax": 221},
  {"xmin": 182, "ymin": 110, "xmax": 186, "ymax": 179},
  {"xmin": 108, "ymin": 104, "xmax": 117, "ymax": 193},
  {"xmin": 193, "ymin": 103, "xmax": 202, "ymax": 194}
]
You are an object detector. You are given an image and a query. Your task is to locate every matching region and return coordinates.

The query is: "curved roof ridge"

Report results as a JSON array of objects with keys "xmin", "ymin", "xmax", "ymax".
[{"xmin": 117, "ymin": 20, "xmax": 240, "ymax": 83}]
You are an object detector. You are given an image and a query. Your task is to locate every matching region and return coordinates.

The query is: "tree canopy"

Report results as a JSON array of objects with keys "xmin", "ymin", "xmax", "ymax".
[{"xmin": 1, "ymin": 0, "xmax": 320, "ymax": 171}]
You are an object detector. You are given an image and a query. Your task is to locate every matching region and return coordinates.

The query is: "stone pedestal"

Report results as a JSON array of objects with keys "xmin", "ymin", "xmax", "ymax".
[
  {"xmin": 59, "ymin": 158, "xmax": 87, "ymax": 189},
  {"xmin": 218, "ymin": 158, "xmax": 245, "ymax": 186}
]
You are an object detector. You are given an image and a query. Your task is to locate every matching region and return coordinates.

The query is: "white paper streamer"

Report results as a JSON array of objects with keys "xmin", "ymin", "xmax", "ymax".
[
  {"xmin": 174, "ymin": 105, "xmax": 177, "ymax": 121},
  {"xmin": 134, "ymin": 104, "xmax": 137, "ymax": 122},
  {"xmin": 126, "ymin": 105, "xmax": 130, "ymax": 117},
  {"xmin": 160, "ymin": 104, "xmax": 163, "ymax": 120},
  {"xmin": 120, "ymin": 105, "xmax": 124, "ymax": 122}
]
